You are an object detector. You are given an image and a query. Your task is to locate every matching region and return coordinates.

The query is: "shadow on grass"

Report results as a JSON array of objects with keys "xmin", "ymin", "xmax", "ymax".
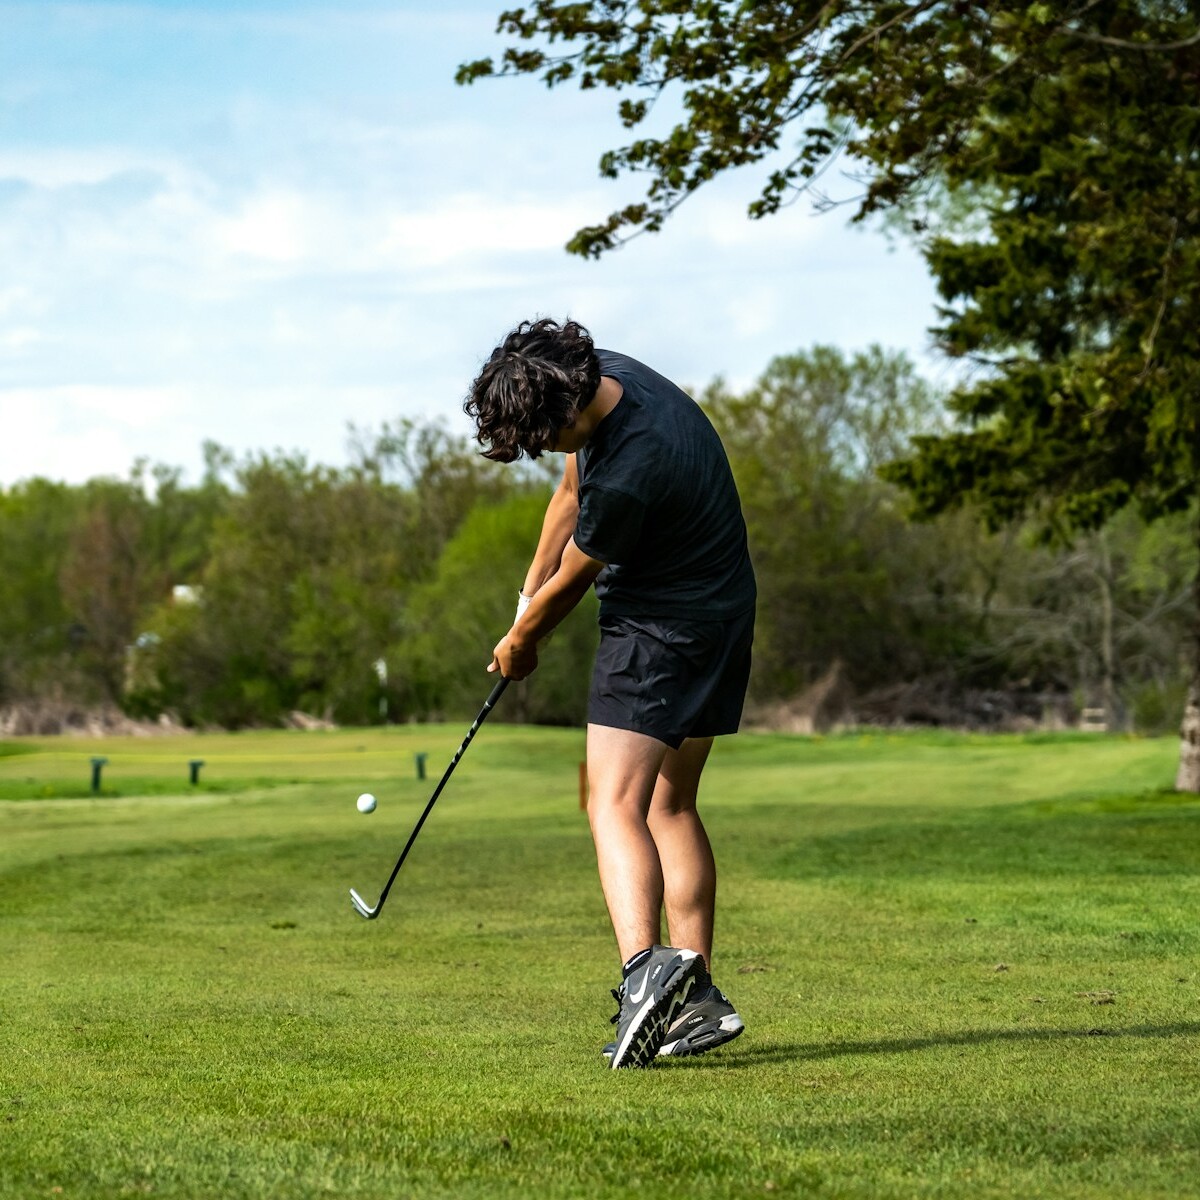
[
  {"xmin": 664, "ymin": 1021, "xmax": 1200, "ymax": 1069},
  {"xmin": 763, "ymin": 797, "xmax": 1200, "ymax": 883}
]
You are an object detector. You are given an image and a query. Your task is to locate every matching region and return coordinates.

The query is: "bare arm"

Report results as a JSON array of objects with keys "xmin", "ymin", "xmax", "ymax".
[
  {"xmin": 491, "ymin": 537, "xmax": 605, "ymax": 680},
  {"xmin": 521, "ymin": 455, "xmax": 580, "ymax": 596}
]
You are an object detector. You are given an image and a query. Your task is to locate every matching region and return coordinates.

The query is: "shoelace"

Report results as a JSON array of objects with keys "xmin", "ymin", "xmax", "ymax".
[{"xmin": 609, "ymin": 987, "xmax": 622, "ymax": 1026}]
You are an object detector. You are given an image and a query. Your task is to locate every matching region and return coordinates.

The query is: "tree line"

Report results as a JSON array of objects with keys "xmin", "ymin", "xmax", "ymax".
[
  {"xmin": 456, "ymin": 2, "xmax": 1200, "ymax": 785},
  {"xmin": 1, "ymin": 346, "xmax": 1192, "ymax": 734}
]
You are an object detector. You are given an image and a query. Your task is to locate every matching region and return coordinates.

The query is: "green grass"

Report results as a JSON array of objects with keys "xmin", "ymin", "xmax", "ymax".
[{"xmin": 1, "ymin": 725, "xmax": 1198, "ymax": 1199}]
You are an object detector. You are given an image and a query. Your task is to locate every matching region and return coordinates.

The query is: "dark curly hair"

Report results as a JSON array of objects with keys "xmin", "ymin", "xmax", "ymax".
[{"xmin": 464, "ymin": 318, "xmax": 601, "ymax": 462}]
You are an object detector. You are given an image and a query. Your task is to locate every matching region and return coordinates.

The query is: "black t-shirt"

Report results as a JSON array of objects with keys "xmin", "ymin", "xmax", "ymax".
[{"xmin": 574, "ymin": 349, "xmax": 756, "ymax": 619}]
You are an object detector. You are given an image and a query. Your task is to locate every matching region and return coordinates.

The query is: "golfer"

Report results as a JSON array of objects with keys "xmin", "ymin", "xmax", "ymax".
[{"xmin": 465, "ymin": 318, "xmax": 756, "ymax": 1069}]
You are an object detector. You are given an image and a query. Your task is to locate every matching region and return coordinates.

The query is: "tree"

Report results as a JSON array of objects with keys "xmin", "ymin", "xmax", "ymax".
[
  {"xmin": 139, "ymin": 426, "xmax": 525, "ymax": 728},
  {"xmin": 139, "ymin": 453, "xmax": 414, "ymax": 728},
  {"xmin": 394, "ymin": 490, "xmax": 599, "ymax": 726},
  {"xmin": 458, "ymin": 3, "xmax": 1197, "ymax": 255},
  {"xmin": 971, "ymin": 514, "xmax": 1195, "ymax": 732},
  {"xmin": 353, "ymin": 418, "xmax": 518, "ymax": 582},
  {"xmin": 459, "ymin": 2, "xmax": 1200, "ymax": 784},
  {"xmin": 0, "ymin": 479, "xmax": 80, "ymax": 702},
  {"xmin": 59, "ymin": 479, "xmax": 159, "ymax": 705},
  {"xmin": 702, "ymin": 345, "xmax": 963, "ymax": 698},
  {"xmin": 873, "ymin": 16, "xmax": 1200, "ymax": 782}
]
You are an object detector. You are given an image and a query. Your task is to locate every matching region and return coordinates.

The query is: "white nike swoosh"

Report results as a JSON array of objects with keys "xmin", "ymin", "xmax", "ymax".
[{"xmin": 628, "ymin": 975, "xmax": 650, "ymax": 1004}]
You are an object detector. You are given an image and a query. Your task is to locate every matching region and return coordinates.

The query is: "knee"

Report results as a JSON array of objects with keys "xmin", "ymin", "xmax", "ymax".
[
  {"xmin": 649, "ymin": 788, "xmax": 700, "ymax": 822},
  {"xmin": 587, "ymin": 783, "xmax": 651, "ymax": 831}
]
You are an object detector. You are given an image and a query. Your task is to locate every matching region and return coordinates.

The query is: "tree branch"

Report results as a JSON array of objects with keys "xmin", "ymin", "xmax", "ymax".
[
  {"xmin": 833, "ymin": 0, "xmax": 940, "ymax": 68},
  {"xmin": 1057, "ymin": 26, "xmax": 1200, "ymax": 52},
  {"xmin": 1137, "ymin": 216, "xmax": 1180, "ymax": 382}
]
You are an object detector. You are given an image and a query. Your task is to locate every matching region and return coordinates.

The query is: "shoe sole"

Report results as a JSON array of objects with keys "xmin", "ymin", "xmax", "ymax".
[
  {"xmin": 610, "ymin": 955, "xmax": 702, "ymax": 1070},
  {"xmin": 603, "ymin": 1015, "xmax": 745, "ymax": 1062},
  {"xmin": 659, "ymin": 1016, "xmax": 745, "ymax": 1058}
]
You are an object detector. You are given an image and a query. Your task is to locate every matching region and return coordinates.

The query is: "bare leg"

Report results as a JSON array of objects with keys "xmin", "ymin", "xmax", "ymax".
[
  {"xmin": 585, "ymin": 724, "xmax": 669, "ymax": 962},
  {"xmin": 647, "ymin": 737, "xmax": 716, "ymax": 968}
]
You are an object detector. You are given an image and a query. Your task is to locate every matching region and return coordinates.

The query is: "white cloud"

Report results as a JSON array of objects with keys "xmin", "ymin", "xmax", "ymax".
[
  {"xmin": 0, "ymin": 285, "xmax": 47, "ymax": 319},
  {"xmin": 0, "ymin": 5, "xmax": 942, "ymax": 488},
  {"xmin": 0, "ymin": 392, "xmax": 146, "ymax": 485},
  {"xmin": 213, "ymin": 191, "xmax": 314, "ymax": 263},
  {"xmin": 687, "ymin": 194, "xmax": 824, "ymax": 251},
  {"xmin": 0, "ymin": 147, "xmax": 187, "ymax": 190},
  {"xmin": 0, "ymin": 379, "xmax": 433, "ymax": 487},
  {"xmin": 381, "ymin": 193, "xmax": 596, "ymax": 267},
  {"xmin": 6, "ymin": 384, "xmax": 189, "ymax": 428},
  {"xmin": 0, "ymin": 327, "xmax": 42, "ymax": 351},
  {"xmin": 0, "ymin": 140, "xmax": 621, "ymax": 297}
]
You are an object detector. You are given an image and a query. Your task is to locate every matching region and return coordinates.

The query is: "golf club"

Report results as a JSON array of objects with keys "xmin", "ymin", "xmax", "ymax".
[{"xmin": 349, "ymin": 675, "xmax": 510, "ymax": 920}]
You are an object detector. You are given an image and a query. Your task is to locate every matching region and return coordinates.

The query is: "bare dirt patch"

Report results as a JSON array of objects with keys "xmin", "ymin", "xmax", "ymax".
[{"xmin": 0, "ymin": 701, "xmax": 187, "ymax": 738}]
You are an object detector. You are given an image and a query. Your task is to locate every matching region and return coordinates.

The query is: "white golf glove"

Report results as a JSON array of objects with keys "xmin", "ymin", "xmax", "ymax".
[{"xmin": 515, "ymin": 590, "xmax": 553, "ymax": 642}]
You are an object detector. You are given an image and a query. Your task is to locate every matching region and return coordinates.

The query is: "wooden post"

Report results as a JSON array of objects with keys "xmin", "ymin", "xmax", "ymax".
[{"xmin": 578, "ymin": 760, "xmax": 588, "ymax": 811}]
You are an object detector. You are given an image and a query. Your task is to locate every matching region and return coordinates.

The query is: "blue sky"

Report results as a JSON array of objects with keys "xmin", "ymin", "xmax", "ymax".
[{"xmin": 0, "ymin": 1, "xmax": 942, "ymax": 486}]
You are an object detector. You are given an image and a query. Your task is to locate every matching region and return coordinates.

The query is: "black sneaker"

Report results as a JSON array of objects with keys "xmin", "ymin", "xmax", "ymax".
[
  {"xmin": 658, "ymin": 982, "xmax": 744, "ymax": 1056},
  {"xmin": 608, "ymin": 945, "xmax": 702, "ymax": 1069},
  {"xmin": 603, "ymin": 968, "xmax": 744, "ymax": 1061}
]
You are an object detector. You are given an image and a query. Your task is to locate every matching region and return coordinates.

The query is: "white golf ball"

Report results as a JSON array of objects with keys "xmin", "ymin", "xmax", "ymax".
[{"xmin": 356, "ymin": 792, "xmax": 377, "ymax": 814}]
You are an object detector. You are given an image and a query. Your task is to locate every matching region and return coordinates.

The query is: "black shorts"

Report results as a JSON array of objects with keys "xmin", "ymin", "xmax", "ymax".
[{"xmin": 588, "ymin": 608, "xmax": 755, "ymax": 750}]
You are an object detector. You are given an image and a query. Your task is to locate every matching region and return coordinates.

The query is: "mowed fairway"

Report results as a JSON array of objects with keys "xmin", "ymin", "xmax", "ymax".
[{"xmin": 1, "ymin": 725, "xmax": 1198, "ymax": 1199}]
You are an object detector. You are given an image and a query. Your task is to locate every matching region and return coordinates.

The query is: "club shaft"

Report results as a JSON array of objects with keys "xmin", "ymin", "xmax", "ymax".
[{"xmin": 353, "ymin": 676, "xmax": 509, "ymax": 918}]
